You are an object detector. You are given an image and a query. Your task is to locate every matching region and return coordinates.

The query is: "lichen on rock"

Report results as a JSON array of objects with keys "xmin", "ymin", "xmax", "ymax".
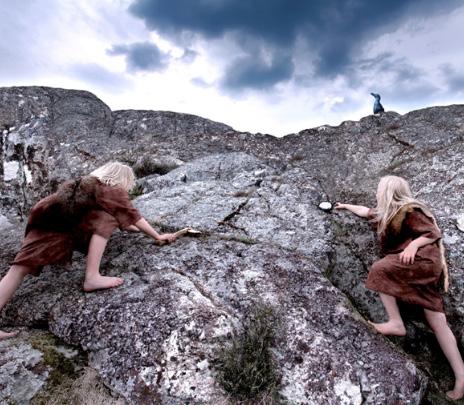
[{"xmin": 1, "ymin": 86, "xmax": 463, "ymax": 404}]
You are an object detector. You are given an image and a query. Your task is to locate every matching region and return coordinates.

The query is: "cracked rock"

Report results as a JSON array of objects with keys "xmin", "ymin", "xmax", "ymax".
[{"xmin": 1, "ymin": 86, "xmax": 463, "ymax": 403}]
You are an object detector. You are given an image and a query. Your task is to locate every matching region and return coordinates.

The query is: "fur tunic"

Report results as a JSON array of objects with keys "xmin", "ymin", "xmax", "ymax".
[
  {"xmin": 12, "ymin": 176, "xmax": 141, "ymax": 275},
  {"xmin": 365, "ymin": 203, "xmax": 445, "ymax": 312}
]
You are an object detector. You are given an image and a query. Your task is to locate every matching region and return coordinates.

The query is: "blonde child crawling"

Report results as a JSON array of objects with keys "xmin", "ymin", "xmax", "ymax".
[
  {"xmin": 336, "ymin": 175, "xmax": 464, "ymax": 400},
  {"xmin": 0, "ymin": 162, "xmax": 179, "ymax": 340}
]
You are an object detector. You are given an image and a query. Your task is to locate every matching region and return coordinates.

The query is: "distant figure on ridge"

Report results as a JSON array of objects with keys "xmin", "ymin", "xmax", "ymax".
[{"xmin": 371, "ymin": 93, "xmax": 384, "ymax": 114}]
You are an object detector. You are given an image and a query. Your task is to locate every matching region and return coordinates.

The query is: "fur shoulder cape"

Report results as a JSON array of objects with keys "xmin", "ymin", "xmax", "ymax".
[
  {"xmin": 387, "ymin": 202, "xmax": 449, "ymax": 292},
  {"xmin": 30, "ymin": 176, "xmax": 100, "ymax": 232},
  {"xmin": 387, "ymin": 203, "xmax": 434, "ymax": 234},
  {"xmin": 55, "ymin": 175, "xmax": 100, "ymax": 215}
]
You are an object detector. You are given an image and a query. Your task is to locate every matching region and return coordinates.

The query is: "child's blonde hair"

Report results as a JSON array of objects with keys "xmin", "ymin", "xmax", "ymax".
[
  {"xmin": 89, "ymin": 162, "xmax": 135, "ymax": 192},
  {"xmin": 374, "ymin": 175, "xmax": 418, "ymax": 234}
]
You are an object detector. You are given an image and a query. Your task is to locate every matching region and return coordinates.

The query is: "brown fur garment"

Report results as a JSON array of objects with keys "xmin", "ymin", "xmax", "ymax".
[
  {"xmin": 30, "ymin": 176, "xmax": 99, "ymax": 232},
  {"xmin": 12, "ymin": 176, "xmax": 141, "ymax": 274},
  {"xmin": 384, "ymin": 203, "xmax": 448, "ymax": 291}
]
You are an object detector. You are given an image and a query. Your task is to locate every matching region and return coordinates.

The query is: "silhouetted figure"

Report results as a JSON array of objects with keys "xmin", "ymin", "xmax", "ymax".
[{"xmin": 371, "ymin": 93, "xmax": 384, "ymax": 114}]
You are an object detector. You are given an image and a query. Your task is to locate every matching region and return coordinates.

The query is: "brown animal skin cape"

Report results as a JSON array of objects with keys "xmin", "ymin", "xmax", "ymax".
[
  {"xmin": 366, "ymin": 203, "xmax": 447, "ymax": 312},
  {"xmin": 12, "ymin": 176, "xmax": 141, "ymax": 276}
]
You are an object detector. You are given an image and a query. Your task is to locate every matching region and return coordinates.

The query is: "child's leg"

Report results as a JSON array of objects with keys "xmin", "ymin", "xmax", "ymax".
[
  {"xmin": 424, "ymin": 309, "xmax": 464, "ymax": 400},
  {"xmin": 83, "ymin": 234, "xmax": 123, "ymax": 292},
  {"xmin": 0, "ymin": 265, "xmax": 33, "ymax": 340},
  {"xmin": 369, "ymin": 293, "xmax": 406, "ymax": 336}
]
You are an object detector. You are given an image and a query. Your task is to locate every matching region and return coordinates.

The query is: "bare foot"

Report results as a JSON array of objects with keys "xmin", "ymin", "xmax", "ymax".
[
  {"xmin": 446, "ymin": 378, "xmax": 464, "ymax": 401},
  {"xmin": 368, "ymin": 320, "xmax": 406, "ymax": 336},
  {"xmin": 83, "ymin": 275, "xmax": 124, "ymax": 292},
  {"xmin": 0, "ymin": 330, "xmax": 19, "ymax": 340}
]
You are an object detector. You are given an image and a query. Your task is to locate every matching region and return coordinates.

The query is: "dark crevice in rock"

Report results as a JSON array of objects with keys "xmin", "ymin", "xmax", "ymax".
[
  {"xmin": 391, "ymin": 146, "xmax": 411, "ymax": 161},
  {"xmin": 386, "ymin": 132, "xmax": 414, "ymax": 148},
  {"xmin": 30, "ymin": 320, "xmax": 50, "ymax": 331},
  {"xmin": 381, "ymin": 138, "xmax": 463, "ymax": 175},
  {"xmin": 314, "ymin": 177, "xmax": 332, "ymax": 201},
  {"xmin": 446, "ymin": 172, "xmax": 461, "ymax": 185},
  {"xmin": 421, "ymin": 139, "xmax": 464, "ymax": 156},
  {"xmin": 219, "ymin": 198, "xmax": 250, "ymax": 224},
  {"xmin": 220, "ymin": 221, "xmax": 250, "ymax": 236},
  {"xmin": 170, "ymin": 267, "xmax": 233, "ymax": 317},
  {"xmin": 74, "ymin": 146, "xmax": 97, "ymax": 161}
]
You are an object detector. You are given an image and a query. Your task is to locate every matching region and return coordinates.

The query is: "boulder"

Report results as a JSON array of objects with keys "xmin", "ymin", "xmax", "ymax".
[{"xmin": 1, "ymin": 86, "xmax": 463, "ymax": 403}]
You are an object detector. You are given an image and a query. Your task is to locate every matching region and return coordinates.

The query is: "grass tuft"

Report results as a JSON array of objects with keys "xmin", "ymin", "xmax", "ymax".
[{"xmin": 216, "ymin": 305, "xmax": 281, "ymax": 403}]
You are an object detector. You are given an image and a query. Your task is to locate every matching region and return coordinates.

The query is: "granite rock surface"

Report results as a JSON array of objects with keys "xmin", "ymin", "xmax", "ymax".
[{"xmin": 1, "ymin": 86, "xmax": 463, "ymax": 404}]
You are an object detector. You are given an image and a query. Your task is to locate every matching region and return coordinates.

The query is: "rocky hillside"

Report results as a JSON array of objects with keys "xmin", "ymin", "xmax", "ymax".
[{"xmin": 0, "ymin": 86, "xmax": 463, "ymax": 404}]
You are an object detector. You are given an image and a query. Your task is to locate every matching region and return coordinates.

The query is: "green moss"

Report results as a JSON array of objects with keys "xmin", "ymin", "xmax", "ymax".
[
  {"xmin": 231, "ymin": 235, "xmax": 257, "ymax": 245},
  {"xmin": 30, "ymin": 334, "xmax": 77, "ymax": 379},
  {"xmin": 29, "ymin": 332, "xmax": 84, "ymax": 405},
  {"xmin": 217, "ymin": 234, "xmax": 258, "ymax": 245},
  {"xmin": 216, "ymin": 305, "xmax": 281, "ymax": 403},
  {"xmin": 423, "ymin": 391, "xmax": 458, "ymax": 405},
  {"xmin": 385, "ymin": 160, "xmax": 404, "ymax": 171}
]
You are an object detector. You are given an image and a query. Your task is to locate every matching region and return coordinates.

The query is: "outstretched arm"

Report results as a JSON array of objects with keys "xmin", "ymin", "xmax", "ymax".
[
  {"xmin": 335, "ymin": 203, "xmax": 371, "ymax": 218},
  {"xmin": 134, "ymin": 217, "xmax": 177, "ymax": 243},
  {"xmin": 124, "ymin": 225, "xmax": 140, "ymax": 232}
]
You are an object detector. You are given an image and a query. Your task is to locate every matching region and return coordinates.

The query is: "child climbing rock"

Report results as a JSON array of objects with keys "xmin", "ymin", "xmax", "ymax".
[
  {"xmin": 336, "ymin": 175, "xmax": 464, "ymax": 400},
  {"xmin": 0, "ymin": 162, "xmax": 177, "ymax": 340}
]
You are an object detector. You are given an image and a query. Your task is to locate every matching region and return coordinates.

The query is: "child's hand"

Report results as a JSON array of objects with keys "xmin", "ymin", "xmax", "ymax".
[
  {"xmin": 334, "ymin": 203, "xmax": 346, "ymax": 210},
  {"xmin": 158, "ymin": 233, "xmax": 177, "ymax": 243},
  {"xmin": 399, "ymin": 244, "xmax": 418, "ymax": 265}
]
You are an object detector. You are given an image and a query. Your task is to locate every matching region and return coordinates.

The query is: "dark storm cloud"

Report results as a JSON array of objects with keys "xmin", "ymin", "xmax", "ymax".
[
  {"xmin": 357, "ymin": 52, "xmax": 424, "ymax": 87},
  {"xmin": 108, "ymin": 42, "xmax": 169, "ymax": 72},
  {"xmin": 356, "ymin": 53, "xmax": 440, "ymax": 106},
  {"xmin": 385, "ymin": 82, "xmax": 439, "ymax": 105},
  {"xmin": 440, "ymin": 64, "xmax": 464, "ymax": 92},
  {"xmin": 222, "ymin": 50, "xmax": 294, "ymax": 91},
  {"xmin": 128, "ymin": 0, "xmax": 461, "ymax": 90}
]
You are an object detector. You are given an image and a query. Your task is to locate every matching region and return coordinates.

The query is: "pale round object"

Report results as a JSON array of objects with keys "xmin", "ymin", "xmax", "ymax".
[
  {"xmin": 318, "ymin": 202, "xmax": 333, "ymax": 211},
  {"xmin": 457, "ymin": 213, "xmax": 464, "ymax": 233}
]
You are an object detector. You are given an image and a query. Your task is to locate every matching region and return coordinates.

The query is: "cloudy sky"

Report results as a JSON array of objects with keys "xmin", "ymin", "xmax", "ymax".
[{"xmin": 1, "ymin": 0, "xmax": 463, "ymax": 135}]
